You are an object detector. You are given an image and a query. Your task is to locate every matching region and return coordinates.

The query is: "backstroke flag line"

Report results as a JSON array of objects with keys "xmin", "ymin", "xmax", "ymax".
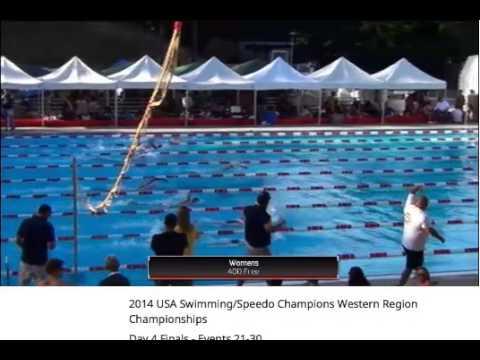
[{"xmin": 87, "ymin": 21, "xmax": 183, "ymax": 214}]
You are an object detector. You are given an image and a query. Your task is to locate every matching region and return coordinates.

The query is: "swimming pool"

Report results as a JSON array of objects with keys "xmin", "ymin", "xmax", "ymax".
[{"xmin": 1, "ymin": 127, "xmax": 478, "ymax": 285}]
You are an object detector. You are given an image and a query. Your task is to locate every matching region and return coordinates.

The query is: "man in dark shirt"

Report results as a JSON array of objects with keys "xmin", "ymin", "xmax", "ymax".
[
  {"xmin": 150, "ymin": 213, "xmax": 188, "ymax": 286},
  {"xmin": 99, "ymin": 256, "xmax": 130, "ymax": 286},
  {"xmin": 239, "ymin": 191, "xmax": 285, "ymax": 286},
  {"xmin": 16, "ymin": 204, "xmax": 56, "ymax": 285}
]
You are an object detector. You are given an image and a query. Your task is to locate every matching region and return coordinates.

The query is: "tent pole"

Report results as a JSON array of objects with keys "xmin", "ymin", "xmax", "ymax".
[
  {"xmin": 317, "ymin": 90, "xmax": 322, "ymax": 125},
  {"xmin": 236, "ymin": 90, "xmax": 240, "ymax": 106},
  {"xmin": 114, "ymin": 90, "xmax": 118, "ymax": 128},
  {"xmin": 184, "ymin": 90, "xmax": 189, "ymax": 127},
  {"xmin": 105, "ymin": 90, "xmax": 109, "ymax": 107},
  {"xmin": 40, "ymin": 89, "xmax": 45, "ymax": 126},
  {"xmin": 381, "ymin": 89, "xmax": 386, "ymax": 125},
  {"xmin": 297, "ymin": 90, "xmax": 302, "ymax": 116},
  {"xmin": 253, "ymin": 90, "xmax": 257, "ymax": 126}
]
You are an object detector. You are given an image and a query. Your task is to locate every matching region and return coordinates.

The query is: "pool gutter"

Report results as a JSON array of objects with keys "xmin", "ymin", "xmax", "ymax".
[{"xmin": 3, "ymin": 124, "xmax": 478, "ymax": 135}]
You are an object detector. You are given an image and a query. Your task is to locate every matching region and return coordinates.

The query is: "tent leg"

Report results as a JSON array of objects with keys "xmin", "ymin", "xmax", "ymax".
[
  {"xmin": 253, "ymin": 90, "xmax": 257, "ymax": 126},
  {"xmin": 114, "ymin": 91, "xmax": 118, "ymax": 128},
  {"xmin": 185, "ymin": 90, "xmax": 189, "ymax": 127},
  {"xmin": 297, "ymin": 90, "xmax": 302, "ymax": 116},
  {"xmin": 317, "ymin": 90, "xmax": 322, "ymax": 125},
  {"xmin": 381, "ymin": 89, "xmax": 386, "ymax": 125},
  {"xmin": 41, "ymin": 90, "xmax": 45, "ymax": 126}
]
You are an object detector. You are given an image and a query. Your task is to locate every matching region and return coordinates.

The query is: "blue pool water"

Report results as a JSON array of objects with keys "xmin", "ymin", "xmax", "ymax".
[{"xmin": 1, "ymin": 128, "xmax": 478, "ymax": 285}]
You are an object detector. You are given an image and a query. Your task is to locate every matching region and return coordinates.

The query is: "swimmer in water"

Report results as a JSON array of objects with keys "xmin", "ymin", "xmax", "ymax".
[
  {"xmin": 208, "ymin": 218, "xmax": 245, "ymax": 227},
  {"xmin": 128, "ymin": 193, "xmax": 200, "ymax": 209},
  {"xmin": 137, "ymin": 138, "xmax": 162, "ymax": 157},
  {"xmin": 177, "ymin": 193, "xmax": 200, "ymax": 207},
  {"xmin": 222, "ymin": 162, "xmax": 248, "ymax": 171},
  {"xmin": 137, "ymin": 176, "xmax": 168, "ymax": 192},
  {"xmin": 169, "ymin": 136, "xmax": 181, "ymax": 145}
]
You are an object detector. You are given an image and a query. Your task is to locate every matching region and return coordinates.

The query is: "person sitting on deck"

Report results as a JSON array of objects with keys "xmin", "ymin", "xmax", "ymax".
[
  {"xmin": 261, "ymin": 106, "xmax": 279, "ymax": 125},
  {"xmin": 299, "ymin": 106, "xmax": 312, "ymax": 118},
  {"xmin": 432, "ymin": 96, "xmax": 452, "ymax": 123},
  {"xmin": 98, "ymin": 256, "xmax": 130, "ymax": 286},
  {"xmin": 348, "ymin": 266, "xmax": 370, "ymax": 286},
  {"xmin": 38, "ymin": 258, "xmax": 65, "ymax": 286}
]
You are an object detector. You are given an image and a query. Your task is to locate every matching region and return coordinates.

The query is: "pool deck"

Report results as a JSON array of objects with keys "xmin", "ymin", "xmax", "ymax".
[
  {"xmin": 246, "ymin": 271, "xmax": 479, "ymax": 286},
  {"xmin": 1, "ymin": 123, "xmax": 478, "ymax": 135}
]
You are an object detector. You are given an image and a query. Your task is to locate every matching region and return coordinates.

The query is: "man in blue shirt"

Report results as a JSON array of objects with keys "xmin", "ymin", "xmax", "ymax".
[{"xmin": 16, "ymin": 204, "xmax": 56, "ymax": 285}]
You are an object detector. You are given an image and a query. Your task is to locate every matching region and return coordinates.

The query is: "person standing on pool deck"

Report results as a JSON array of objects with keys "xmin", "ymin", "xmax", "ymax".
[
  {"xmin": 238, "ymin": 191, "xmax": 286, "ymax": 286},
  {"xmin": 16, "ymin": 204, "xmax": 56, "ymax": 285},
  {"xmin": 2, "ymin": 91, "xmax": 15, "ymax": 131},
  {"xmin": 175, "ymin": 206, "xmax": 199, "ymax": 256},
  {"xmin": 399, "ymin": 186, "xmax": 445, "ymax": 286},
  {"xmin": 150, "ymin": 213, "xmax": 189, "ymax": 286}
]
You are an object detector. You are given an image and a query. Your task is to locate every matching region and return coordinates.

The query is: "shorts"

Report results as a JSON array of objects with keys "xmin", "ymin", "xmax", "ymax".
[
  {"xmin": 241, "ymin": 245, "xmax": 282, "ymax": 286},
  {"xmin": 246, "ymin": 245, "xmax": 272, "ymax": 256},
  {"xmin": 19, "ymin": 261, "xmax": 47, "ymax": 286},
  {"xmin": 403, "ymin": 246, "xmax": 424, "ymax": 269}
]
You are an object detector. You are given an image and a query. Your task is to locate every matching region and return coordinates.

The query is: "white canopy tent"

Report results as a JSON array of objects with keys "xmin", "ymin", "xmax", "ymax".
[
  {"xmin": 181, "ymin": 56, "xmax": 253, "ymax": 90},
  {"xmin": 108, "ymin": 55, "xmax": 187, "ymax": 90},
  {"xmin": 39, "ymin": 56, "xmax": 119, "ymax": 124},
  {"xmin": 244, "ymin": 57, "xmax": 319, "ymax": 90},
  {"xmin": 309, "ymin": 56, "xmax": 384, "ymax": 89},
  {"xmin": 39, "ymin": 56, "xmax": 117, "ymax": 90},
  {"xmin": 308, "ymin": 57, "xmax": 384, "ymax": 123},
  {"xmin": 179, "ymin": 57, "xmax": 254, "ymax": 124},
  {"xmin": 372, "ymin": 58, "xmax": 447, "ymax": 123},
  {"xmin": 244, "ymin": 57, "xmax": 319, "ymax": 123},
  {"xmin": 372, "ymin": 58, "xmax": 447, "ymax": 90},
  {"xmin": 1, "ymin": 56, "xmax": 42, "ymax": 90}
]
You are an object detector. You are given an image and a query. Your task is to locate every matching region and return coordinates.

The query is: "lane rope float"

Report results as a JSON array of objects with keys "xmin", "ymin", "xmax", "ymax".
[
  {"xmin": 2, "ymin": 197, "xmax": 476, "ymax": 219},
  {"xmin": 2, "ymin": 136, "xmax": 477, "ymax": 159},
  {"xmin": 2, "ymin": 179, "xmax": 478, "ymax": 200},
  {"xmin": 2, "ymin": 145, "xmax": 477, "ymax": 170}
]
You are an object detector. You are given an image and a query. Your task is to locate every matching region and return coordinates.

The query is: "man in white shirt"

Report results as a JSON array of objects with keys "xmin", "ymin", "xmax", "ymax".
[{"xmin": 399, "ymin": 185, "xmax": 446, "ymax": 285}]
